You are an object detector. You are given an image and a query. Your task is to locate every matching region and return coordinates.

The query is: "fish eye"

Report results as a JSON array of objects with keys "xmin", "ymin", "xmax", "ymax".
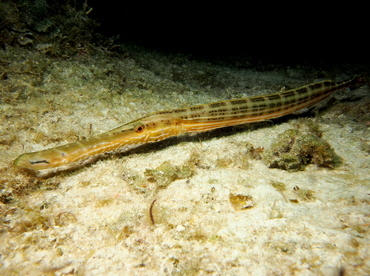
[{"xmin": 134, "ymin": 123, "xmax": 145, "ymax": 133}]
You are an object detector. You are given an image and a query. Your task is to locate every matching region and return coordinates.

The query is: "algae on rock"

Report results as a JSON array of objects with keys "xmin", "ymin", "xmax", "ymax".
[{"xmin": 263, "ymin": 129, "xmax": 341, "ymax": 171}]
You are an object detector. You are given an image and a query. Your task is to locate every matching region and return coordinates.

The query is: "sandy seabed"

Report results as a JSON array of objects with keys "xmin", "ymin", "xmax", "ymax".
[{"xmin": 0, "ymin": 45, "xmax": 369, "ymax": 275}]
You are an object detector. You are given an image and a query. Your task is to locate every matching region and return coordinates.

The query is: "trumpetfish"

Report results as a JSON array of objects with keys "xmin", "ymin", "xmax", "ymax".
[{"xmin": 14, "ymin": 75, "xmax": 367, "ymax": 172}]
